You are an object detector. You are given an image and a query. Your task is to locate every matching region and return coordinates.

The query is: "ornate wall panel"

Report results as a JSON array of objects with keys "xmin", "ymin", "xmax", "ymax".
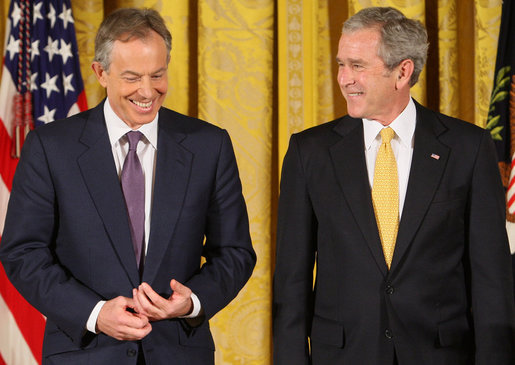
[
  {"xmin": 474, "ymin": 0, "xmax": 502, "ymax": 126},
  {"xmin": 71, "ymin": 0, "xmax": 104, "ymax": 108},
  {"xmin": 198, "ymin": 1, "xmax": 274, "ymax": 364},
  {"xmin": 437, "ymin": 0, "xmax": 459, "ymax": 117}
]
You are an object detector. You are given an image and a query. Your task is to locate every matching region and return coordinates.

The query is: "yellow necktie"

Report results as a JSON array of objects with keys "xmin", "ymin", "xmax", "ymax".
[{"xmin": 372, "ymin": 127, "xmax": 399, "ymax": 269}]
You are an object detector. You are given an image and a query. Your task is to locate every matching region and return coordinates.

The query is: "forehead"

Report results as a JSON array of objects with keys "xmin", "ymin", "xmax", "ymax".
[
  {"xmin": 112, "ymin": 32, "xmax": 166, "ymax": 53},
  {"xmin": 337, "ymin": 28, "xmax": 381, "ymax": 59},
  {"xmin": 109, "ymin": 32, "xmax": 168, "ymax": 69}
]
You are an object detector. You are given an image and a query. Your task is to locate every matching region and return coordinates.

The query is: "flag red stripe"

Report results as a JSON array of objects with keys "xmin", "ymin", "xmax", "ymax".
[
  {"xmin": 0, "ymin": 258, "xmax": 44, "ymax": 364},
  {"xmin": 0, "ymin": 113, "xmax": 44, "ymax": 361},
  {"xmin": 508, "ymin": 194, "xmax": 515, "ymax": 208},
  {"xmin": 509, "ymin": 177, "xmax": 515, "ymax": 191},
  {"xmin": 77, "ymin": 90, "xmax": 88, "ymax": 111},
  {"xmin": 0, "ymin": 119, "xmax": 18, "ymax": 191}
]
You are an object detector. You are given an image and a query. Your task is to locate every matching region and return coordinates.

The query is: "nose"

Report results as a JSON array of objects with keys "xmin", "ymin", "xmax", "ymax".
[
  {"xmin": 139, "ymin": 77, "xmax": 153, "ymax": 99},
  {"xmin": 338, "ymin": 66, "xmax": 354, "ymax": 87}
]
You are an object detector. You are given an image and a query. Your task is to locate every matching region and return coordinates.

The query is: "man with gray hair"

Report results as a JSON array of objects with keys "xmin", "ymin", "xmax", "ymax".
[
  {"xmin": 0, "ymin": 8, "xmax": 255, "ymax": 364},
  {"xmin": 273, "ymin": 6, "xmax": 514, "ymax": 365}
]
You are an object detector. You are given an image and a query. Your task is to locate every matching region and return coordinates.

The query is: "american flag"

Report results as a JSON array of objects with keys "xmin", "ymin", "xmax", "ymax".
[
  {"xmin": 486, "ymin": 0, "xmax": 515, "ymax": 296},
  {"xmin": 0, "ymin": 0, "xmax": 87, "ymax": 363}
]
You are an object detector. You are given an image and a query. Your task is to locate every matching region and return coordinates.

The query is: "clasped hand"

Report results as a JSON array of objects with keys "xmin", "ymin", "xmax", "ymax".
[{"xmin": 96, "ymin": 279, "xmax": 193, "ymax": 341}]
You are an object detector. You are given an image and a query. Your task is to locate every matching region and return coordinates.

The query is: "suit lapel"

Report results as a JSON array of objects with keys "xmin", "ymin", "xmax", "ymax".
[
  {"xmin": 391, "ymin": 102, "xmax": 449, "ymax": 271},
  {"xmin": 330, "ymin": 117, "xmax": 388, "ymax": 277},
  {"xmin": 142, "ymin": 114, "xmax": 193, "ymax": 284},
  {"xmin": 77, "ymin": 102, "xmax": 140, "ymax": 287}
]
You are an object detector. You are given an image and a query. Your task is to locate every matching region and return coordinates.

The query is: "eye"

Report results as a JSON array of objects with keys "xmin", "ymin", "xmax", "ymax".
[
  {"xmin": 151, "ymin": 74, "xmax": 163, "ymax": 80},
  {"xmin": 353, "ymin": 64, "xmax": 363, "ymax": 70},
  {"xmin": 124, "ymin": 76, "xmax": 140, "ymax": 83}
]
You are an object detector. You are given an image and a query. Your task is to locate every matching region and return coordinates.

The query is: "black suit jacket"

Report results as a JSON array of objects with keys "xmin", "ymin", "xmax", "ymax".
[
  {"xmin": 273, "ymin": 101, "xmax": 515, "ymax": 365},
  {"xmin": 0, "ymin": 101, "xmax": 256, "ymax": 364}
]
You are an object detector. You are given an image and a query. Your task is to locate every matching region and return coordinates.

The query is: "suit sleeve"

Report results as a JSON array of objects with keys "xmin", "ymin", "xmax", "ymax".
[
  {"xmin": 467, "ymin": 129, "xmax": 515, "ymax": 364},
  {"xmin": 0, "ymin": 131, "xmax": 102, "ymax": 345},
  {"xmin": 273, "ymin": 134, "xmax": 316, "ymax": 365},
  {"xmin": 184, "ymin": 130, "xmax": 256, "ymax": 320}
]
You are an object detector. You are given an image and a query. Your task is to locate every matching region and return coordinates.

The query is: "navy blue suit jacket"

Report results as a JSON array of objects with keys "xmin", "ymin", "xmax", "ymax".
[{"xmin": 0, "ymin": 101, "xmax": 256, "ymax": 364}]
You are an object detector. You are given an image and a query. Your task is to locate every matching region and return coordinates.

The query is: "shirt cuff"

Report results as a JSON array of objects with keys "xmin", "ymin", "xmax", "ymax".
[
  {"xmin": 86, "ymin": 300, "xmax": 106, "ymax": 333},
  {"xmin": 180, "ymin": 292, "xmax": 201, "ymax": 318}
]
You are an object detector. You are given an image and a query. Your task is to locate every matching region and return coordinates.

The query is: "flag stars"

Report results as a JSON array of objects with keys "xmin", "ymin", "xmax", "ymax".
[
  {"xmin": 47, "ymin": 4, "xmax": 56, "ymax": 28},
  {"xmin": 11, "ymin": 2, "xmax": 22, "ymax": 27},
  {"xmin": 62, "ymin": 73, "xmax": 75, "ymax": 95},
  {"xmin": 59, "ymin": 40, "xmax": 73, "ymax": 64},
  {"xmin": 41, "ymin": 72, "xmax": 60, "ymax": 98},
  {"xmin": 33, "ymin": 2, "xmax": 44, "ymax": 25},
  {"xmin": 38, "ymin": 105, "xmax": 56, "ymax": 124},
  {"xmin": 31, "ymin": 40, "xmax": 40, "ymax": 61},
  {"xmin": 3, "ymin": 0, "xmax": 85, "ymax": 133},
  {"xmin": 58, "ymin": 4, "xmax": 75, "ymax": 29},
  {"xmin": 30, "ymin": 73, "xmax": 39, "ymax": 92},
  {"xmin": 44, "ymin": 36, "xmax": 59, "ymax": 61},
  {"xmin": 6, "ymin": 35, "xmax": 20, "ymax": 61}
]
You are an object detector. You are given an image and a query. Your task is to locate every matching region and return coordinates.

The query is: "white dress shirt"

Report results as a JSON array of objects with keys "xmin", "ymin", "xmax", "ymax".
[
  {"xmin": 86, "ymin": 98, "xmax": 200, "ymax": 333},
  {"xmin": 363, "ymin": 98, "xmax": 417, "ymax": 217}
]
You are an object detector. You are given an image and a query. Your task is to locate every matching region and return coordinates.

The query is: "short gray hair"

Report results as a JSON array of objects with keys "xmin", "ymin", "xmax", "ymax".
[
  {"xmin": 94, "ymin": 8, "xmax": 172, "ymax": 71},
  {"xmin": 342, "ymin": 7, "xmax": 428, "ymax": 86}
]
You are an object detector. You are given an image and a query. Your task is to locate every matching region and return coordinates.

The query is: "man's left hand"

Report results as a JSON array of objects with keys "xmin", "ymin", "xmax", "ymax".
[{"xmin": 132, "ymin": 279, "xmax": 193, "ymax": 321}]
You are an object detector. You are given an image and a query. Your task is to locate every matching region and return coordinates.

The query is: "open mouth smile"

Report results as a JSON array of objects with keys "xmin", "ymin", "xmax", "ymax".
[{"xmin": 131, "ymin": 99, "xmax": 153, "ymax": 109}]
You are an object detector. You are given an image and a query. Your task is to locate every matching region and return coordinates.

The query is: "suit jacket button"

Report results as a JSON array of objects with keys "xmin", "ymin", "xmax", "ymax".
[
  {"xmin": 127, "ymin": 348, "xmax": 137, "ymax": 357},
  {"xmin": 386, "ymin": 285, "xmax": 394, "ymax": 295},
  {"xmin": 384, "ymin": 329, "xmax": 393, "ymax": 339}
]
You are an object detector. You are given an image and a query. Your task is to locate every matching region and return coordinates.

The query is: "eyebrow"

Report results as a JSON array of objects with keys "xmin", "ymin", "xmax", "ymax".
[
  {"xmin": 120, "ymin": 67, "xmax": 167, "ymax": 77},
  {"xmin": 336, "ymin": 57, "xmax": 367, "ymax": 64}
]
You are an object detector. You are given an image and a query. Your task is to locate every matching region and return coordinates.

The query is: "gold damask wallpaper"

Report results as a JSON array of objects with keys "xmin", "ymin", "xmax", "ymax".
[
  {"xmin": 0, "ymin": 1, "xmax": 503, "ymax": 364},
  {"xmin": 198, "ymin": 2, "xmax": 274, "ymax": 364}
]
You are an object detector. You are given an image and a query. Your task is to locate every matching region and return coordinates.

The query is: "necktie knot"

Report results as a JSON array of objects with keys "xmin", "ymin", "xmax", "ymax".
[
  {"xmin": 380, "ymin": 127, "xmax": 395, "ymax": 144},
  {"xmin": 126, "ymin": 131, "xmax": 143, "ymax": 151}
]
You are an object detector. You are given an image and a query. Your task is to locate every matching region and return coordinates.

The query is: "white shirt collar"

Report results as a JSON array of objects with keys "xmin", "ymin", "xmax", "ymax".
[
  {"xmin": 104, "ymin": 97, "xmax": 159, "ymax": 149},
  {"xmin": 363, "ymin": 98, "xmax": 416, "ymax": 150}
]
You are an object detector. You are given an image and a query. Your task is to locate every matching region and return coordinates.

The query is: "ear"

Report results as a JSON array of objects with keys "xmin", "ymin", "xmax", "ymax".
[
  {"xmin": 91, "ymin": 61, "xmax": 108, "ymax": 88},
  {"xmin": 395, "ymin": 59, "xmax": 414, "ymax": 90}
]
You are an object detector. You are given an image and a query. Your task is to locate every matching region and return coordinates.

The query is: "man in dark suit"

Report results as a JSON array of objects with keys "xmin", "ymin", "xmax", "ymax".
[
  {"xmin": 0, "ymin": 8, "xmax": 255, "ymax": 364},
  {"xmin": 273, "ymin": 7, "xmax": 515, "ymax": 365}
]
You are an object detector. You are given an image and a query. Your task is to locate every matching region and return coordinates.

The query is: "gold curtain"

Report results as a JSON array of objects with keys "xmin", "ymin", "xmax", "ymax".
[{"xmin": 0, "ymin": 1, "xmax": 503, "ymax": 364}]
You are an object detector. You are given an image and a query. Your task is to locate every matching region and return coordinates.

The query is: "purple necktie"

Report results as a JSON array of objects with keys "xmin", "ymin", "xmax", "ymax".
[{"xmin": 121, "ymin": 131, "xmax": 145, "ymax": 272}]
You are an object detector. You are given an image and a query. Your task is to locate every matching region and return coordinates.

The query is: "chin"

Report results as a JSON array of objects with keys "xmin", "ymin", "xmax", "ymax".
[{"xmin": 347, "ymin": 110, "xmax": 363, "ymax": 119}]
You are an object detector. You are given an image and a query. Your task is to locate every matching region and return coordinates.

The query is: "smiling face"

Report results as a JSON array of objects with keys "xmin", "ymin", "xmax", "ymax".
[
  {"xmin": 336, "ymin": 27, "xmax": 410, "ymax": 125},
  {"xmin": 92, "ymin": 30, "xmax": 169, "ymax": 129}
]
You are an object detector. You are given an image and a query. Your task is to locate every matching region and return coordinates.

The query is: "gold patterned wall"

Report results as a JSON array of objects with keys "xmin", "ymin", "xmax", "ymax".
[
  {"xmin": 197, "ymin": 1, "xmax": 274, "ymax": 364},
  {"xmin": 475, "ymin": 0, "xmax": 503, "ymax": 127},
  {"xmin": 0, "ymin": 1, "xmax": 504, "ymax": 364},
  {"xmin": 278, "ymin": 0, "xmax": 336, "ymax": 170}
]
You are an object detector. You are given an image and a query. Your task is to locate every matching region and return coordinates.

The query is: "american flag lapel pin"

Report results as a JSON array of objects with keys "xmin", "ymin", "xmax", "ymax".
[{"xmin": 430, "ymin": 153, "xmax": 440, "ymax": 160}]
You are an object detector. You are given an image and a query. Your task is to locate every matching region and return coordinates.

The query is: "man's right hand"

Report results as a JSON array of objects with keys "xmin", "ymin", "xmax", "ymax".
[{"xmin": 96, "ymin": 296, "xmax": 152, "ymax": 341}]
